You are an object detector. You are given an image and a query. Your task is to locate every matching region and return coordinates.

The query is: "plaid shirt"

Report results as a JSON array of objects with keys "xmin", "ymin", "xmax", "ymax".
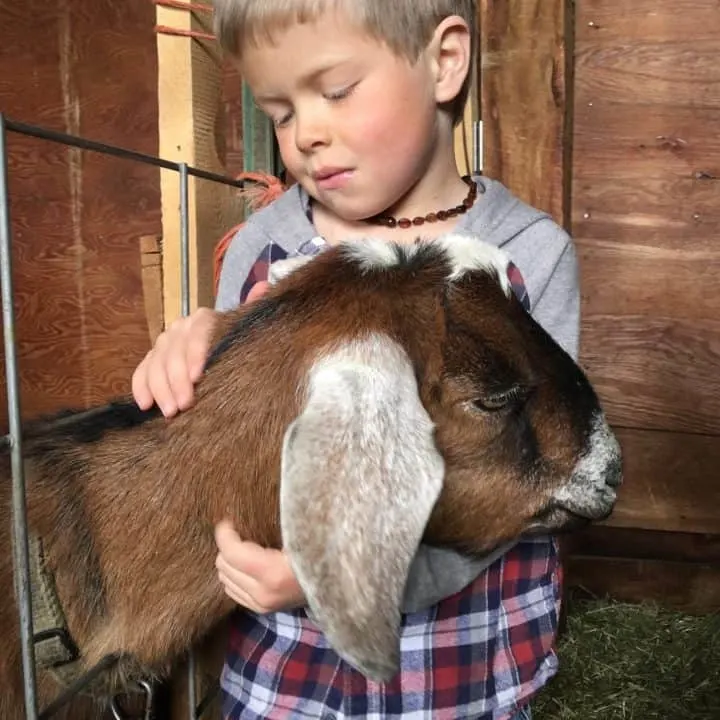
[
  {"xmin": 221, "ymin": 536, "xmax": 561, "ymax": 719},
  {"xmin": 220, "ymin": 242, "xmax": 561, "ymax": 719}
]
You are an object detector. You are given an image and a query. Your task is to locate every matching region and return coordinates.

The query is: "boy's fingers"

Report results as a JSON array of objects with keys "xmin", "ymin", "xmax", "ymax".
[
  {"xmin": 131, "ymin": 353, "xmax": 154, "ymax": 410},
  {"xmin": 246, "ymin": 281, "xmax": 270, "ymax": 303},
  {"xmin": 147, "ymin": 358, "xmax": 177, "ymax": 417},
  {"xmin": 214, "ymin": 522, "xmax": 273, "ymax": 580}
]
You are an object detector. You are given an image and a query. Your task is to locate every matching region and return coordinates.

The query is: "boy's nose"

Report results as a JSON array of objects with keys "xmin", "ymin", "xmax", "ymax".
[{"xmin": 294, "ymin": 113, "xmax": 330, "ymax": 153}]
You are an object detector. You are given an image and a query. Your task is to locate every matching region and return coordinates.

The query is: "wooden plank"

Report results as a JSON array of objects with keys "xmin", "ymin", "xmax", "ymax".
[
  {"xmin": 573, "ymin": 179, "xmax": 720, "ymax": 245},
  {"xmin": 581, "ymin": 317, "xmax": 720, "ymax": 436},
  {"xmin": 574, "ymin": 40, "xmax": 720, "ymax": 108},
  {"xmin": 596, "ymin": 428, "xmax": 720, "ymax": 535},
  {"xmin": 571, "ymin": 1, "xmax": 720, "ymax": 440},
  {"xmin": 478, "ymin": 0, "xmax": 572, "ymax": 225},
  {"xmin": 573, "ymin": 104, "xmax": 720, "ymax": 182},
  {"xmin": 574, "ymin": 0, "xmax": 720, "ymax": 110},
  {"xmin": 566, "ymin": 526, "xmax": 720, "ymax": 565},
  {"xmin": 155, "ymin": 0, "xmax": 246, "ymax": 321},
  {"xmin": 575, "ymin": 0, "xmax": 720, "ymax": 43},
  {"xmin": 0, "ymin": 0, "xmax": 161, "ymax": 429},
  {"xmin": 565, "ymin": 555, "xmax": 720, "ymax": 614},
  {"xmin": 576, "ymin": 236, "xmax": 720, "ymax": 321},
  {"xmin": 140, "ymin": 235, "xmax": 164, "ymax": 345}
]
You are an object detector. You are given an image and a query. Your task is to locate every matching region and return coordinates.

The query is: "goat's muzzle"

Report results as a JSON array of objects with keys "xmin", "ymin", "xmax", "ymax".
[{"xmin": 548, "ymin": 412, "xmax": 622, "ymax": 524}]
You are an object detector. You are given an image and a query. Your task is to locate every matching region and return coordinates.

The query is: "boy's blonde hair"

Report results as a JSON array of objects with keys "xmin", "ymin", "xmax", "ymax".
[{"xmin": 213, "ymin": 0, "xmax": 476, "ymax": 122}]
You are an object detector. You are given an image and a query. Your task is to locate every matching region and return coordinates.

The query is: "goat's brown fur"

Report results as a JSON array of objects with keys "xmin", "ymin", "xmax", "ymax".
[{"xmin": 0, "ymin": 239, "xmax": 619, "ymax": 715}]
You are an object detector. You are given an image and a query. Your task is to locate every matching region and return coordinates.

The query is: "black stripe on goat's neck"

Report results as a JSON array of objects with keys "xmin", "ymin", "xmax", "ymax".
[
  {"xmin": 22, "ymin": 297, "xmax": 284, "ymax": 447},
  {"xmin": 204, "ymin": 295, "xmax": 282, "ymax": 371},
  {"xmin": 23, "ymin": 402, "xmax": 162, "ymax": 448}
]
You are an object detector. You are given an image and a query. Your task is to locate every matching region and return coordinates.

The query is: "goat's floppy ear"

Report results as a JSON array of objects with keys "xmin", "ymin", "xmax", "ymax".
[{"xmin": 280, "ymin": 334, "xmax": 444, "ymax": 681}]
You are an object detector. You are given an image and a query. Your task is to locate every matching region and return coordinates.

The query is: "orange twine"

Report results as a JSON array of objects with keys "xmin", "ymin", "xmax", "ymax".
[
  {"xmin": 152, "ymin": 0, "xmax": 217, "ymax": 42},
  {"xmin": 212, "ymin": 173, "xmax": 287, "ymax": 295},
  {"xmin": 150, "ymin": 2, "xmax": 284, "ymax": 296}
]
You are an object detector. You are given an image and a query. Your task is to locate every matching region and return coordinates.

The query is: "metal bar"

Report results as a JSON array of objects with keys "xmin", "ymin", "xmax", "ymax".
[
  {"xmin": 179, "ymin": 162, "xmax": 191, "ymax": 319},
  {"xmin": 5, "ymin": 118, "xmax": 246, "ymax": 189},
  {"xmin": 0, "ymin": 113, "xmax": 39, "ymax": 718},
  {"xmin": 38, "ymin": 654, "xmax": 120, "ymax": 719},
  {"xmin": 187, "ymin": 651, "xmax": 197, "ymax": 719},
  {"xmin": 195, "ymin": 683, "xmax": 220, "ymax": 718},
  {"xmin": 178, "ymin": 161, "xmax": 197, "ymax": 718}
]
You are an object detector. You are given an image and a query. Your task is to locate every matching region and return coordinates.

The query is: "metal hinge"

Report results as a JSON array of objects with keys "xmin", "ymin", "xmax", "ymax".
[{"xmin": 472, "ymin": 120, "xmax": 484, "ymax": 174}]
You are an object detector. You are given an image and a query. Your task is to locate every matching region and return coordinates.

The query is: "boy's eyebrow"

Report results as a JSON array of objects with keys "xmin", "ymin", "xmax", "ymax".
[{"xmin": 254, "ymin": 59, "xmax": 354, "ymax": 102}]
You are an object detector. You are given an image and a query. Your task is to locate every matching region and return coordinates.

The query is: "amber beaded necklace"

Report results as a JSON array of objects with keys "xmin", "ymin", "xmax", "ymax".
[{"xmin": 366, "ymin": 175, "xmax": 478, "ymax": 229}]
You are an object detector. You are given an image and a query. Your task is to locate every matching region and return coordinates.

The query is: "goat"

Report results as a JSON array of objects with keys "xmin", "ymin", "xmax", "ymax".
[{"xmin": 0, "ymin": 233, "xmax": 622, "ymax": 716}]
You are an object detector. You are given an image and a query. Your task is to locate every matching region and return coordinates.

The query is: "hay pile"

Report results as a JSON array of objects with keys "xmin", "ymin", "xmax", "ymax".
[{"xmin": 534, "ymin": 597, "xmax": 720, "ymax": 719}]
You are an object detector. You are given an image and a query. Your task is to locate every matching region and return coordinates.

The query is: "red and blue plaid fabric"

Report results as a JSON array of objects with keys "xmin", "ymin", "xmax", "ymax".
[
  {"xmin": 222, "ymin": 243, "xmax": 561, "ymax": 719},
  {"xmin": 221, "ymin": 536, "xmax": 561, "ymax": 719}
]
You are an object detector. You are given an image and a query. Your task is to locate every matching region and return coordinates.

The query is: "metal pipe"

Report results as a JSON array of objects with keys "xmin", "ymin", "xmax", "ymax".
[
  {"xmin": 38, "ymin": 654, "xmax": 120, "ymax": 719},
  {"xmin": 178, "ymin": 161, "xmax": 197, "ymax": 718},
  {"xmin": 0, "ymin": 113, "xmax": 39, "ymax": 718},
  {"xmin": 179, "ymin": 162, "xmax": 191, "ymax": 320},
  {"xmin": 5, "ymin": 118, "xmax": 247, "ymax": 189}
]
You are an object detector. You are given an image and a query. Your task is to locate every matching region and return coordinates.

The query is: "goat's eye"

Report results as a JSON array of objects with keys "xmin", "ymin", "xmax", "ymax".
[{"xmin": 469, "ymin": 386, "xmax": 525, "ymax": 413}]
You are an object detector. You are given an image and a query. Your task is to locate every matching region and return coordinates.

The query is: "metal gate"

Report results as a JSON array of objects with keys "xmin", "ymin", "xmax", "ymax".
[{"xmin": 0, "ymin": 112, "xmax": 247, "ymax": 719}]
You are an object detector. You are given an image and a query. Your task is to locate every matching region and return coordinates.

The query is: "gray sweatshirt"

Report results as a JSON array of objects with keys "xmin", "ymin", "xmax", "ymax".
[{"xmin": 215, "ymin": 175, "xmax": 579, "ymax": 612}]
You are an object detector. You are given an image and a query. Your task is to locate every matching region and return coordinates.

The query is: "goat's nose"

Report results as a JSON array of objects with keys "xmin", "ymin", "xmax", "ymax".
[{"xmin": 604, "ymin": 450, "xmax": 623, "ymax": 488}]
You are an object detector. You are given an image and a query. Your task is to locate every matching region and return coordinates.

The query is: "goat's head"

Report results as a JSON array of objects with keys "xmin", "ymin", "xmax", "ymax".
[{"xmin": 239, "ymin": 233, "xmax": 621, "ymax": 680}]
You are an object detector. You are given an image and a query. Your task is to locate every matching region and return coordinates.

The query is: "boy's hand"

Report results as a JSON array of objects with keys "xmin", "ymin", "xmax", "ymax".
[
  {"xmin": 212, "ymin": 279, "xmax": 302, "ymax": 613},
  {"xmin": 215, "ymin": 520, "xmax": 306, "ymax": 613},
  {"xmin": 131, "ymin": 307, "xmax": 218, "ymax": 417}
]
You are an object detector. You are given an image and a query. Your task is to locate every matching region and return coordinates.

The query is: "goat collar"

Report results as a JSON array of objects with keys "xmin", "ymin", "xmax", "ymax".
[{"xmin": 28, "ymin": 531, "xmax": 83, "ymax": 684}]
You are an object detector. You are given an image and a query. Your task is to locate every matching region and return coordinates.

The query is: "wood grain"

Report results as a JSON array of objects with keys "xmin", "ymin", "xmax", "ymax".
[
  {"xmin": 156, "ymin": 0, "xmax": 246, "ymax": 320},
  {"xmin": 0, "ymin": 0, "xmax": 162, "ymax": 431},
  {"xmin": 576, "ymin": 237, "xmax": 720, "ymax": 321},
  {"xmin": 567, "ymin": 525, "xmax": 720, "ymax": 565},
  {"xmin": 565, "ymin": 555, "xmax": 720, "ymax": 613},
  {"xmin": 599, "ymin": 428, "xmax": 720, "ymax": 534},
  {"xmin": 574, "ymin": 0, "xmax": 720, "ymax": 42},
  {"xmin": 572, "ymin": 0, "xmax": 720, "ymax": 444},
  {"xmin": 581, "ymin": 316, "xmax": 720, "ymax": 435},
  {"xmin": 479, "ymin": 0, "xmax": 572, "ymax": 225},
  {"xmin": 574, "ymin": 0, "xmax": 720, "ymax": 109},
  {"xmin": 573, "ymin": 104, "xmax": 720, "ymax": 182}
]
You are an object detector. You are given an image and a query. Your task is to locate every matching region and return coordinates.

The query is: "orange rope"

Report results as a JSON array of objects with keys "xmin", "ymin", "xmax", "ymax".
[
  {"xmin": 150, "ymin": 2, "xmax": 285, "ymax": 296},
  {"xmin": 152, "ymin": 0, "xmax": 213, "ymax": 13},
  {"xmin": 153, "ymin": 0, "xmax": 217, "ymax": 41},
  {"xmin": 154, "ymin": 25, "xmax": 216, "ymax": 40},
  {"xmin": 213, "ymin": 173, "xmax": 288, "ymax": 295}
]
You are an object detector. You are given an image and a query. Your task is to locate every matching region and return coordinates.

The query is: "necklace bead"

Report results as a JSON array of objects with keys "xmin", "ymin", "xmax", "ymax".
[{"xmin": 367, "ymin": 176, "xmax": 479, "ymax": 229}]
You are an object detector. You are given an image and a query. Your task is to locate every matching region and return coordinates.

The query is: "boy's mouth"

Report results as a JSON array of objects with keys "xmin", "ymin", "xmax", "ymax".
[{"xmin": 313, "ymin": 167, "xmax": 354, "ymax": 190}]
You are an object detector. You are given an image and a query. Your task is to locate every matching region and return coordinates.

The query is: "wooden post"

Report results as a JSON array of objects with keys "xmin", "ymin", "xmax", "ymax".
[
  {"xmin": 155, "ymin": 0, "xmax": 245, "ymax": 323},
  {"xmin": 478, "ymin": 0, "xmax": 573, "ymax": 227}
]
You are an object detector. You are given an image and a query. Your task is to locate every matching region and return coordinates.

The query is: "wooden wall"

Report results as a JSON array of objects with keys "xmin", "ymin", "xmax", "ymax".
[
  {"xmin": 480, "ymin": 0, "xmax": 720, "ymax": 611},
  {"xmin": 566, "ymin": 0, "xmax": 720, "ymax": 610},
  {"xmin": 0, "ymin": 0, "xmax": 162, "ymax": 428}
]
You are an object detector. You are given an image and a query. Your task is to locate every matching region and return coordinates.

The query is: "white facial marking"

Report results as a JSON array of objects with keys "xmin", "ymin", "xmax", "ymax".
[
  {"xmin": 341, "ymin": 237, "xmax": 401, "ymax": 270},
  {"xmin": 552, "ymin": 413, "xmax": 622, "ymax": 518},
  {"xmin": 433, "ymin": 233, "xmax": 512, "ymax": 296},
  {"xmin": 267, "ymin": 256, "xmax": 314, "ymax": 284},
  {"xmin": 340, "ymin": 234, "xmax": 512, "ymax": 296}
]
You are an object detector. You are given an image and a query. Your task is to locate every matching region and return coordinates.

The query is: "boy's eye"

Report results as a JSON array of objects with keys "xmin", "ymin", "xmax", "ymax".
[
  {"xmin": 324, "ymin": 83, "xmax": 357, "ymax": 101},
  {"xmin": 272, "ymin": 111, "xmax": 294, "ymax": 129}
]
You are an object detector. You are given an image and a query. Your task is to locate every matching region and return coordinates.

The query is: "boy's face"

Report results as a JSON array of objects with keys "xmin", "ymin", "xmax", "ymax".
[{"xmin": 240, "ymin": 11, "xmax": 443, "ymax": 221}]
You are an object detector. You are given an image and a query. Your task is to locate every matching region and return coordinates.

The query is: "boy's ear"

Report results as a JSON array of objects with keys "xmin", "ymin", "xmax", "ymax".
[{"xmin": 428, "ymin": 15, "xmax": 472, "ymax": 108}]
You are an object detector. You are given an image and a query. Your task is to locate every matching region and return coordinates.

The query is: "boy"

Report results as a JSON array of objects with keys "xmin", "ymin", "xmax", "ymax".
[{"xmin": 132, "ymin": 1, "xmax": 578, "ymax": 717}]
